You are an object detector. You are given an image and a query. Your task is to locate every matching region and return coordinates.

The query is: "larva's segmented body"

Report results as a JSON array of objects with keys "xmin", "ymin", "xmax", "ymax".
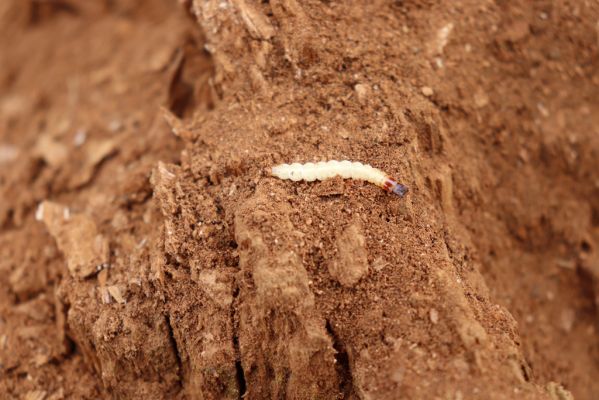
[{"xmin": 271, "ymin": 160, "xmax": 408, "ymax": 197}]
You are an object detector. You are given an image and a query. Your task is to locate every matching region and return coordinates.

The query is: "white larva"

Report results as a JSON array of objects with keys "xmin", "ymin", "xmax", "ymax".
[{"xmin": 271, "ymin": 160, "xmax": 408, "ymax": 197}]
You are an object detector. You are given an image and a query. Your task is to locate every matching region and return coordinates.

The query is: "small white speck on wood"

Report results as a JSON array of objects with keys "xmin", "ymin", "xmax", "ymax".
[
  {"xmin": 354, "ymin": 83, "xmax": 370, "ymax": 103},
  {"xmin": 35, "ymin": 202, "xmax": 45, "ymax": 221},
  {"xmin": 537, "ymin": 102, "xmax": 550, "ymax": 118},
  {"xmin": 473, "ymin": 88, "xmax": 489, "ymax": 108},
  {"xmin": 434, "ymin": 23, "xmax": 454, "ymax": 54},
  {"xmin": 560, "ymin": 308, "xmax": 575, "ymax": 332},
  {"xmin": 0, "ymin": 144, "xmax": 18, "ymax": 164},
  {"xmin": 421, "ymin": 86, "xmax": 434, "ymax": 97},
  {"xmin": 430, "ymin": 308, "xmax": 439, "ymax": 324}
]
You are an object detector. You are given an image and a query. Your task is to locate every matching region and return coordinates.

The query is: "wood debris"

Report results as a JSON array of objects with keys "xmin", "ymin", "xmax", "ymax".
[{"xmin": 37, "ymin": 201, "xmax": 109, "ymax": 279}]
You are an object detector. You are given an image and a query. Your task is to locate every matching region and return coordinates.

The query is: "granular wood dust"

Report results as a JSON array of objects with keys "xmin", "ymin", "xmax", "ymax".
[{"xmin": 0, "ymin": 0, "xmax": 598, "ymax": 399}]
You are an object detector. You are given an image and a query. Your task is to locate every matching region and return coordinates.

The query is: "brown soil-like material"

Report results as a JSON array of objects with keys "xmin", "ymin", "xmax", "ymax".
[{"xmin": 1, "ymin": 1, "xmax": 598, "ymax": 399}]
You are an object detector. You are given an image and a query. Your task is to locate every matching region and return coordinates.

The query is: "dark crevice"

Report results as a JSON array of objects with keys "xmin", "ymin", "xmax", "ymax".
[
  {"xmin": 325, "ymin": 319, "xmax": 355, "ymax": 398},
  {"xmin": 520, "ymin": 361, "xmax": 531, "ymax": 382},
  {"xmin": 231, "ymin": 285, "xmax": 247, "ymax": 399},
  {"xmin": 29, "ymin": 0, "xmax": 79, "ymax": 25},
  {"xmin": 234, "ymin": 347, "xmax": 247, "ymax": 399},
  {"xmin": 167, "ymin": 33, "xmax": 216, "ymax": 118},
  {"xmin": 165, "ymin": 313, "xmax": 184, "ymax": 390}
]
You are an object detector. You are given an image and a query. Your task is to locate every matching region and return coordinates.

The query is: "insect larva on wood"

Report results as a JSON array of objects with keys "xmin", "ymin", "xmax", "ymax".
[{"xmin": 271, "ymin": 160, "xmax": 408, "ymax": 197}]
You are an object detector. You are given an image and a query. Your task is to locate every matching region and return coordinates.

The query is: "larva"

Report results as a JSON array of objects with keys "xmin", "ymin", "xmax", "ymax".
[{"xmin": 271, "ymin": 160, "xmax": 408, "ymax": 197}]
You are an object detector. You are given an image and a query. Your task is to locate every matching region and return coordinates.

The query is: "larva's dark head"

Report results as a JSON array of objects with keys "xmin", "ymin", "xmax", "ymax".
[
  {"xmin": 392, "ymin": 183, "xmax": 408, "ymax": 197},
  {"xmin": 383, "ymin": 177, "xmax": 408, "ymax": 197}
]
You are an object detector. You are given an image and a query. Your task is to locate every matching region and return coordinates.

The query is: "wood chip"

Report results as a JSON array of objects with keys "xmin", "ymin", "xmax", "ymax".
[
  {"xmin": 101, "ymin": 287, "xmax": 112, "ymax": 304},
  {"xmin": 354, "ymin": 83, "xmax": 370, "ymax": 103},
  {"xmin": 430, "ymin": 308, "xmax": 439, "ymax": 324},
  {"xmin": 161, "ymin": 106, "xmax": 193, "ymax": 140},
  {"xmin": 34, "ymin": 353, "xmax": 50, "ymax": 367},
  {"xmin": 107, "ymin": 285, "xmax": 126, "ymax": 304},
  {"xmin": 25, "ymin": 391, "xmax": 47, "ymax": 400},
  {"xmin": 232, "ymin": 0, "xmax": 275, "ymax": 40},
  {"xmin": 34, "ymin": 135, "xmax": 68, "ymax": 167},
  {"xmin": 372, "ymin": 257, "xmax": 387, "ymax": 272},
  {"xmin": 329, "ymin": 224, "xmax": 369, "ymax": 287},
  {"xmin": 421, "ymin": 86, "xmax": 434, "ymax": 97},
  {"xmin": 97, "ymin": 268, "xmax": 109, "ymax": 286},
  {"xmin": 38, "ymin": 201, "xmax": 109, "ymax": 279},
  {"xmin": 69, "ymin": 137, "xmax": 119, "ymax": 188}
]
